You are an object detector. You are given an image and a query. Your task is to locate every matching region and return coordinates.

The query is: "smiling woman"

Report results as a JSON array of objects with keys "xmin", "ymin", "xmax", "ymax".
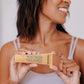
[
  {"xmin": 16, "ymin": 0, "xmax": 68, "ymax": 40},
  {"xmin": 0, "ymin": 0, "xmax": 84, "ymax": 84}
]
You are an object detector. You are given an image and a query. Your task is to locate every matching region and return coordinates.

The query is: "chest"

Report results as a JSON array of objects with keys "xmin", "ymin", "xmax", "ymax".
[
  {"xmin": 21, "ymin": 40, "xmax": 70, "ymax": 58},
  {"xmin": 20, "ymin": 40, "xmax": 71, "ymax": 74}
]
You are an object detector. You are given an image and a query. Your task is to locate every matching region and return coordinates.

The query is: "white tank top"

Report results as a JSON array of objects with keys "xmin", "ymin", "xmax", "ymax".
[{"xmin": 13, "ymin": 36, "xmax": 78, "ymax": 84}]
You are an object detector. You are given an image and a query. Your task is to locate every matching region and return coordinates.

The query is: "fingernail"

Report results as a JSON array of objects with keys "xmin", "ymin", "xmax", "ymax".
[
  {"xmin": 32, "ymin": 51, "xmax": 36, "ymax": 54},
  {"xmin": 27, "ymin": 51, "xmax": 31, "ymax": 54},
  {"xmin": 50, "ymin": 65, "xmax": 57, "ymax": 70},
  {"xmin": 21, "ymin": 52, "xmax": 26, "ymax": 54},
  {"xmin": 50, "ymin": 66, "xmax": 53, "ymax": 69},
  {"xmin": 37, "ymin": 52, "xmax": 40, "ymax": 54},
  {"xmin": 51, "ymin": 51, "xmax": 56, "ymax": 54},
  {"xmin": 61, "ymin": 56, "xmax": 64, "ymax": 59},
  {"xmin": 30, "ymin": 64, "xmax": 38, "ymax": 67},
  {"xmin": 50, "ymin": 65, "xmax": 55, "ymax": 69}
]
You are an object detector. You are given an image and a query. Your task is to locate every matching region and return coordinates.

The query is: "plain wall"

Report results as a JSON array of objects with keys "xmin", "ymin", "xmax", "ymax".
[
  {"xmin": 0, "ymin": 0, "xmax": 18, "ymax": 48},
  {"xmin": 0, "ymin": 0, "xmax": 2, "ymax": 48},
  {"xmin": 65, "ymin": 0, "xmax": 84, "ymax": 38},
  {"xmin": 0, "ymin": 0, "xmax": 84, "ymax": 48}
]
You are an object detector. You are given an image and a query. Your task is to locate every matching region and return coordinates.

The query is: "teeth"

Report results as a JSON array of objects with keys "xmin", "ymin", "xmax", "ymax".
[{"xmin": 59, "ymin": 8, "xmax": 68, "ymax": 13}]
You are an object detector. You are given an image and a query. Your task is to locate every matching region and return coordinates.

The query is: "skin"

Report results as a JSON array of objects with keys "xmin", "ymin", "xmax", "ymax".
[{"xmin": 0, "ymin": 0, "xmax": 84, "ymax": 84}]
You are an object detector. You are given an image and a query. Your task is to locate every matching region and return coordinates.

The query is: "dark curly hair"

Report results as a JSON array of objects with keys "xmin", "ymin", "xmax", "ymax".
[{"xmin": 17, "ymin": 0, "xmax": 68, "ymax": 40}]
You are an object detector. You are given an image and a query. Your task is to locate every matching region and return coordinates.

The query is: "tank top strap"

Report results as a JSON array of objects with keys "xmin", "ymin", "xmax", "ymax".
[
  {"xmin": 13, "ymin": 37, "xmax": 21, "ymax": 51},
  {"xmin": 17, "ymin": 36, "xmax": 21, "ymax": 48},
  {"xmin": 68, "ymin": 36, "xmax": 78, "ymax": 59}
]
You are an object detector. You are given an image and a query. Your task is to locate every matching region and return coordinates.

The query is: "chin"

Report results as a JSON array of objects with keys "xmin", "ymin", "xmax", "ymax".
[
  {"xmin": 59, "ymin": 18, "xmax": 66, "ymax": 24},
  {"xmin": 52, "ymin": 17, "xmax": 66, "ymax": 24},
  {"xmin": 61, "ymin": 20, "xmax": 66, "ymax": 24},
  {"xmin": 55, "ymin": 19, "xmax": 66, "ymax": 24}
]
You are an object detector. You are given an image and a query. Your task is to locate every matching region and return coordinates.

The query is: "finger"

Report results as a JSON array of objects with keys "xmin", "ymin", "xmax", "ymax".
[
  {"xmin": 20, "ymin": 64, "xmax": 38, "ymax": 77},
  {"xmin": 23, "ymin": 64, "xmax": 38, "ymax": 73},
  {"xmin": 32, "ymin": 51, "xmax": 36, "ymax": 54},
  {"xmin": 37, "ymin": 52, "xmax": 40, "ymax": 54},
  {"xmin": 61, "ymin": 59, "xmax": 74, "ymax": 64},
  {"xmin": 66, "ymin": 65, "xmax": 80, "ymax": 77},
  {"xmin": 62, "ymin": 61, "xmax": 77, "ymax": 77},
  {"xmin": 63, "ymin": 62, "xmax": 76, "ymax": 68},
  {"xmin": 10, "ymin": 56, "xmax": 16, "ymax": 67},
  {"xmin": 62, "ymin": 66, "xmax": 67, "ymax": 75},
  {"xmin": 67, "ymin": 70, "xmax": 73, "ymax": 77},
  {"xmin": 29, "ymin": 64, "xmax": 38, "ymax": 68},
  {"xmin": 51, "ymin": 51, "xmax": 63, "ymax": 57},
  {"xmin": 50, "ymin": 65, "xmax": 67, "ymax": 80},
  {"xmin": 58, "ymin": 52, "xmax": 63, "ymax": 57},
  {"xmin": 58, "ymin": 57, "xmax": 68, "ymax": 72},
  {"xmin": 58, "ymin": 59, "xmax": 74, "ymax": 73},
  {"xmin": 16, "ymin": 48, "xmax": 28, "ymax": 54},
  {"xmin": 51, "ymin": 51, "xmax": 57, "ymax": 55},
  {"xmin": 51, "ymin": 51, "xmax": 63, "ymax": 71},
  {"xmin": 18, "ymin": 48, "xmax": 28, "ymax": 52},
  {"xmin": 10, "ymin": 56, "xmax": 18, "ymax": 78},
  {"xmin": 18, "ymin": 63, "xmax": 22, "ymax": 71},
  {"xmin": 58, "ymin": 59, "xmax": 63, "ymax": 71},
  {"xmin": 27, "ymin": 50, "xmax": 32, "ymax": 54},
  {"xmin": 62, "ymin": 62, "xmax": 77, "ymax": 76},
  {"xmin": 17, "ymin": 52, "xmax": 26, "ymax": 54},
  {"xmin": 73, "ymin": 70, "xmax": 80, "ymax": 78}
]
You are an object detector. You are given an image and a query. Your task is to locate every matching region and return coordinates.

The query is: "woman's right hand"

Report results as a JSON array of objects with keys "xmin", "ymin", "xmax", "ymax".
[{"xmin": 9, "ymin": 48, "xmax": 38, "ymax": 84}]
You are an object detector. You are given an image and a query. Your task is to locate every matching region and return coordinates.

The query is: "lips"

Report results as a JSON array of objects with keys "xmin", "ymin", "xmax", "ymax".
[{"xmin": 58, "ymin": 8, "xmax": 68, "ymax": 16}]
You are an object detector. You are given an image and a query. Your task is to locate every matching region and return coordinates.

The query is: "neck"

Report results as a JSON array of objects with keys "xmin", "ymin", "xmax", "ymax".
[{"xmin": 34, "ymin": 12, "xmax": 59, "ymax": 46}]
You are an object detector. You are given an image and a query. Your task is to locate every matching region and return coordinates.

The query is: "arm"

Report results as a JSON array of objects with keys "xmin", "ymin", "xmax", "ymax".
[
  {"xmin": 73, "ymin": 39, "xmax": 84, "ymax": 84},
  {"xmin": 8, "ymin": 80, "xmax": 18, "ymax": 84},
  {"xmin": 0, "ymin": 42, "xmax": 38, "ymax": 84},
  {"xmin": 0, "ymin": 42, "xmax": 14, "ymax": 84}
]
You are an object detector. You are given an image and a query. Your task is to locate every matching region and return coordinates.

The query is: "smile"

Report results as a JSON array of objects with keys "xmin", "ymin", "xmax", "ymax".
[{"xmin": 58, "ymin": 8, "xmax": 68, "ymax": 16}]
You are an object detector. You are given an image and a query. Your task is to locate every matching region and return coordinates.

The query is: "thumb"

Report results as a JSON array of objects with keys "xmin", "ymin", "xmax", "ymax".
[
  {"xmin": 25, "ymin": 64, "xmax": 38, "ymax": 71},
  {"xmin": 20, "ymin": 64, "xmax": 38, "ymax": 77},
  {"xmin": 73, "ymin": 70, "xmax": 80, "ymax": 80},
  {"xmin": 22, "ymin": 64, "xmax": 38, "ymax": 71},
  {"xmin": 50, "ymin": 65, "xmax": 67, "ymax": 81}
]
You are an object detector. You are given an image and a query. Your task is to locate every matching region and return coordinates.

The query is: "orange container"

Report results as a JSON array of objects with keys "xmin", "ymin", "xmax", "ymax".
[{"xmin": 15, "ymin": 53, "xmax": 53, "ymax": 65}]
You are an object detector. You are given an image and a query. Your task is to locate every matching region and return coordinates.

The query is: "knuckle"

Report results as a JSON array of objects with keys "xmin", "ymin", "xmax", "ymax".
[
  {"xmin": 76, "ymin": 65, "xmax": 80, "ymax": 70},
  {"xmin": 66, "ymin": 68, "xmax": 70, "ymax": 71},
  {"xmin": 62, "ymin": 65, "xmax": 66, "ymax": 68}
]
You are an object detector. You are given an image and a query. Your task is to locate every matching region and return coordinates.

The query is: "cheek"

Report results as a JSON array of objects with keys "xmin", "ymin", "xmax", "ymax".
[
  {"xmin": 42, "ymin": 7, "xmax": 66, "ymax": 24},
  {"xmin": 42, "ymin": 0, "xmax": 66, "ymax": 24},
  {"xmin": 52, "ymin": 0, "xmax": 62, "ymax": 5},
  {"xmin": 46, "ymin": 0, "xmax": 61, "ymax": 7}
]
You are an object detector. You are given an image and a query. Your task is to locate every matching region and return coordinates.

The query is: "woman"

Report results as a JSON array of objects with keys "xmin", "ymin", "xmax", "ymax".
[{"xmin": 0, "ymin": 0, "xmax": 84, "ymax": 84}]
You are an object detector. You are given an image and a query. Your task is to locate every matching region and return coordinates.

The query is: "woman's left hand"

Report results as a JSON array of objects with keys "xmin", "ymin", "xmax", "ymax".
[{"xmin": 50, "ymin": 56, "xmax": 80, "ymax": 84}]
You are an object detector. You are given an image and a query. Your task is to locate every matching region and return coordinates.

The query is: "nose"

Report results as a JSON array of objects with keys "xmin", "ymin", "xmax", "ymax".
[{"xmin": 63, "ymin": 0, "xmax": 71, "ymax": 5}]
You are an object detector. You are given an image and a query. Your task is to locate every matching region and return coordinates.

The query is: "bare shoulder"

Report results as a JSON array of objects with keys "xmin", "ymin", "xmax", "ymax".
[
  {"xmin": 58, "ymin": 31, "xmax": 72, "ymax": 39},
  {"xmin": 74, "ymin": 38, "xmax": 84, "ymax": 63},
  {"xmin": 74, "ymin": 38, "xmax": 84, "ymax": 77},
  {"xmin": 0, "ymin": 41, "xmax": 16, "ymax": 83},
  {"xmin": 0, "ymin": 41, "xmax": 16, "ymax": 67},
  {"xmin": 59, "ymin": 31, "xmax": 84, "ymax": 67},
  {"xmin": 77, "ymin": 38, "xmax": 84, "ymax": 47},
  {"xmin": 0, "ymin": 41, "xmax": 16, "ymax": 59}
]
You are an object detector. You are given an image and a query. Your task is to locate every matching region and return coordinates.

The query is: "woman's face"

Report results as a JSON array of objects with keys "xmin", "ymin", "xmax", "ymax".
[{"xmin": 41, "ymin": 0, "xmax": 71, "ymax": 24}]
